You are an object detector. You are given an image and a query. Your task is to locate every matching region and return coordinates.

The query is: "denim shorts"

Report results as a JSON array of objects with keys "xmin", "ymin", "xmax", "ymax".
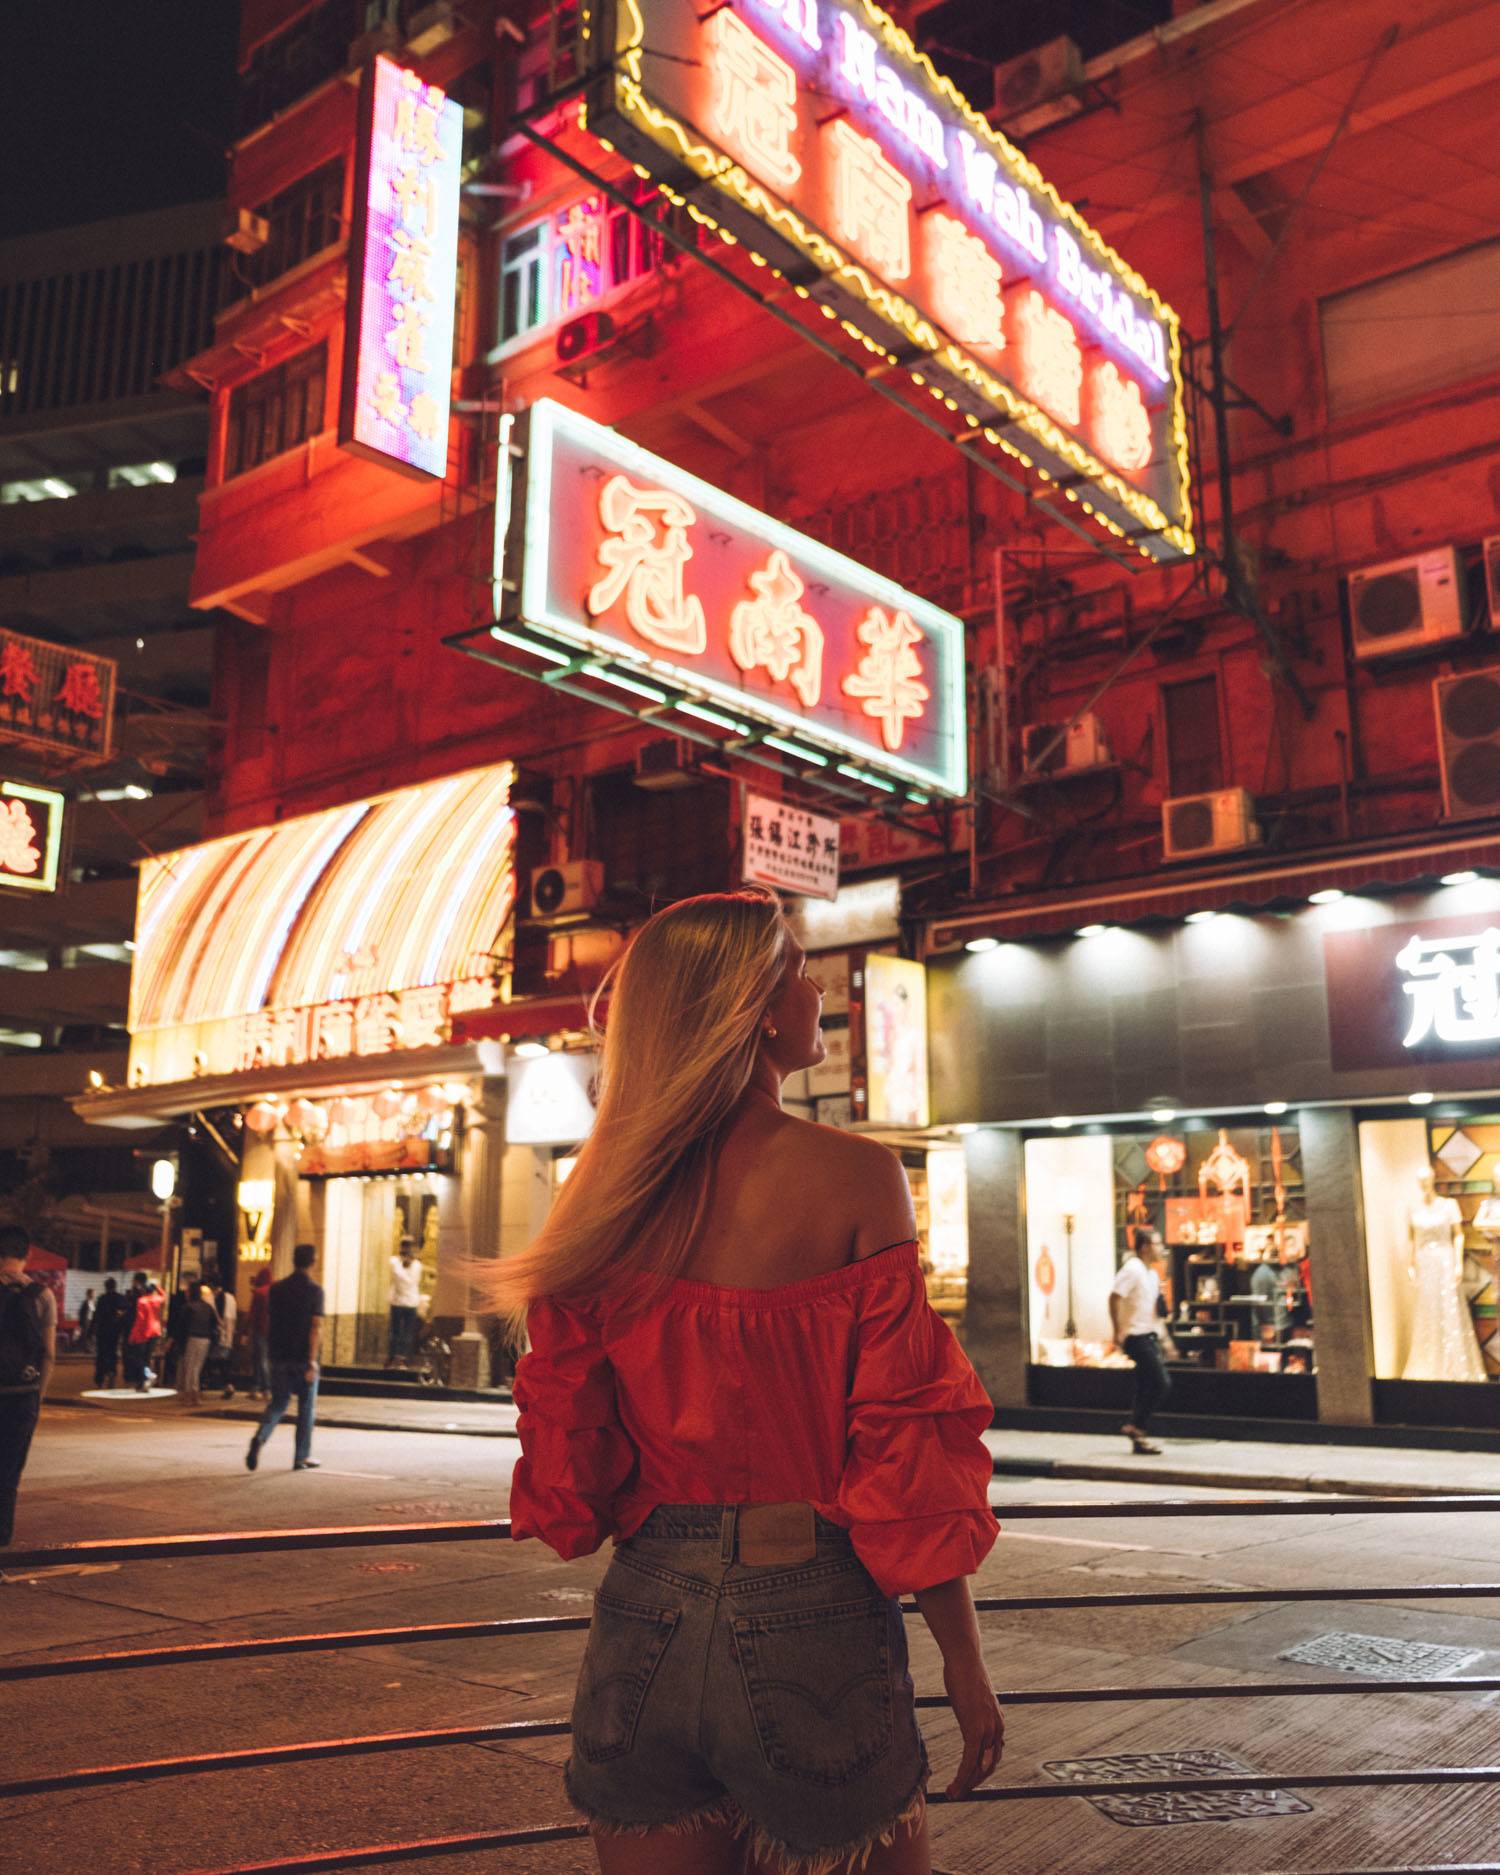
[{"xmin": 564, "ymin": 1504, "xmax": 928, "ymax": 1873}]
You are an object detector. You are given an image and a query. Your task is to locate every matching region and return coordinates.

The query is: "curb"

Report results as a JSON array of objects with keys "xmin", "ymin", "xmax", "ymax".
[{"xmin": 987, "ymin": 1455, "xmax": 1498, "ymax": 1498}]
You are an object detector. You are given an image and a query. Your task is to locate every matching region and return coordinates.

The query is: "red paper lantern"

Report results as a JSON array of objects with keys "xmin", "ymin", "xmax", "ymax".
[
  {"xmin": 1146, "ymin": 1135, "xmax": 1186, "ymax": 1178},
  {"xmin": 244, "ymin": 1101, "xmax": 279, "ymax": 1134}
]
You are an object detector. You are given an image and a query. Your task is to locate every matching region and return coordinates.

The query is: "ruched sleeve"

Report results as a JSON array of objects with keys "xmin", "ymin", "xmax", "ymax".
[
  {"xmin": 510, "ymin": 1295, "xmax": 637, "ymax": 1559},
  {"xmin": 835, "ymin": 1261, "xmax": 998, "ymax": 1596}
]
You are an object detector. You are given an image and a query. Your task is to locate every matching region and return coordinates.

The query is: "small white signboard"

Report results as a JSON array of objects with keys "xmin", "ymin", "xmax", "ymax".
[{"xmin": 742, "ymin": 791, "xmax": 839, "ymax": 901}]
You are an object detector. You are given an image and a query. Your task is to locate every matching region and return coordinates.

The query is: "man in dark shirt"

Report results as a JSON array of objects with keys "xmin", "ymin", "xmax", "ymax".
[
  {"xmin": 245, "ymin": 1242, "xmax": 324, "ymax": 1473},
  {"xmin": 92, "ymin": 1278, "xmax": 128, "ymax": 1388}
]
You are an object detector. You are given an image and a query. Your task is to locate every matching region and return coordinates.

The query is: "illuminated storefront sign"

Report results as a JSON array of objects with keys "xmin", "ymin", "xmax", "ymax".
[
  {"xmin": 339, "ymin": 54, "xmax": 464, "ymax": 480},
  {"xmin": 852, "ymin": 950, "xmax": 928, "ymax": 1125},
  {"xmin": 126, "ymin": 765, "xmax": 517, "ymax": 1089},
  {"xmin": 495, "ymin": 398, "xmax": 966, "ymax": 796},
  {"xmin": 742, "ymin": 789, "xmax": 839, "ymax": 900},
  {"xmin": 1397, "ymin": 930, "xmax": 1500, "ymax": 1047},
  {"xmin": 1326, "ymin": 908, "xmax": 1500, "ymax": 1073},
  {"xmin": 581, "ymin": 0, "xmax": 1193, "ymax": 560},
  {"xmin": 0, "ymin": 628, "xmax": 116, "ymax": 760},
  {"xmin": 0, "ymin": 778, "xmax": 65, "ymax": 894}
]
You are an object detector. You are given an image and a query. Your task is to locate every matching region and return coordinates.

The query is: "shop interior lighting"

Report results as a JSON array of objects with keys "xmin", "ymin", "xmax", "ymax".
[
  {"xmin": 1441, "ymin": 870, "xmax": 1480, "ymax": 886},
  {"xmin": 1185, "ymin": 909, "xmax": 1218, "ymax": 924},
  {"xmin": 1409, "ymin": 1091, "xmax": 1434, "ymax": 1106},
  {"xmin": 964, "ymin": 936, "xmax": 999, "ymax": 953},
  {"xmin": 1264, "ymin": 1101, "xmax": 1289, "ymax": 1115},
  {"xmin": 1150, "ymin": 1106, "xmax": 1177, "ymax": 1123},
  {"xmin": 1308, "ymin": 888, "xmax": 1345, "ymax": 904},
  {"xmin": 1075, "ymin": 922, "xmax": 1110, "ymax": 938},
  {"xmin": 513, "ymin": 1040, "xmax": 550, "ymax": 1060}
]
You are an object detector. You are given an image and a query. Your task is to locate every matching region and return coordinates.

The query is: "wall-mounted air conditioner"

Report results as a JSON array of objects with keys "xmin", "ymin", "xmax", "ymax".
[
  {"xmin": 1021, "ymin": 712, "xmax": 1111, "ymax": 776},
  {"xmin": 1434, "ymin": 667, "xmax": 1500, "ymax": 821},
  {"xmin": 991, "ymin": 35, "xmax": 1083, "ymax": 121},
  {"xmin": 1348, "ymin": 547, "xmax": 1467, "ymax": 661},
  {"xmin": 223, "ymin": 208, "xmax": 270, "ymax": 256},
  {"xmin": 527, "ymin": 860, "xmax": 604, "ymax": 922},
  {"xmin": 1162, "ymin": 787, "xmax": 1260, "ymax": 861}
]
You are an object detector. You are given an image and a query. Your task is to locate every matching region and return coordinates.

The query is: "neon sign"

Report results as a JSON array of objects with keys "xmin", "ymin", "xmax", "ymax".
[
  {"xmin": 339, "ymin": 55, "xmax": 463, "ymax": 481},
  {"xmin": 1397, "ymin": 930, "xmax": 1500, "ymax": 1047},
  {"xmin": 0, "ymin": 778, "xmax": 64, "ymax": 894},
  {"xmin": 0, "ymin": 628, "xmax": 116, "ymax": 759},
  {"xmin": 581, "ymin": 0, "xmax": 1193, "ymax": 560},
  {"xmin": 497, "ymin": 399, "xmax": 966, "ymax": 796}
]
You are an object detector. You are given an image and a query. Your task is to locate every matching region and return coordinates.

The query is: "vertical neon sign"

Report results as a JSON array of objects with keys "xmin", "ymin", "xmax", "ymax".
[{"xmin": 339, "ymin": 55, "xmax": 463, "ymax": 481}]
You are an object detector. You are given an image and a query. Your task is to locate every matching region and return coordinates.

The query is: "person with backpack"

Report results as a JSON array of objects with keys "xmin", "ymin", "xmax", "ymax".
[{"xmin": 0, "ymin": 1224, "xmax": 57, "ymax": 1547}]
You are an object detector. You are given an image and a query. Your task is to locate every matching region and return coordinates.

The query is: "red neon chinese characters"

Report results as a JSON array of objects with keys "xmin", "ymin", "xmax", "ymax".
[
  {"xmin": 0, "ymin": 640, "xmax": 38, "ymax": 704},
  {"xmin": 711, "ymin": 10, "xmax": 802, "ymax": 193},
  {"xmin": 1090, "ymin": 360, "xmax": 1154, "ymax": 475},
  {"xmin": 0, "ymin": 799, "xmax": 40, "ymax": 876},
  {"xmin": 927, "ymin": 212, "xmax": 1004, "ymax": 356},
  {"xmin": 729, "ymin": 550, "xmax": 825, "ymax": 707},
  {"xmin": 555, "ymin": 199, "xmax": 605, "ymax": 315},
  {"xmin": 842, "ymin": 606, "xmax": 929, "ymax": 752},
  {"xmin": 589, "ymin": 474, "xmax": 707, "ymax": 655},
  {"xmin": 829, "ymin": 120, "xmax": 912, "ymax": 280},
  {"xmin": 1014, "ymin": 289, "xmax": 1083, "ymax": 429},
  {"xmin": 57, "ymin": 661, "xmax": 104, "ymax": 718}
]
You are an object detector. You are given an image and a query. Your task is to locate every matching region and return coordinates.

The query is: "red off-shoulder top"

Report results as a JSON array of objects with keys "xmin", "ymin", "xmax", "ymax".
[{"xmin": 509, "ymin": 1240, "xmax": 998, "ymax": 1597}]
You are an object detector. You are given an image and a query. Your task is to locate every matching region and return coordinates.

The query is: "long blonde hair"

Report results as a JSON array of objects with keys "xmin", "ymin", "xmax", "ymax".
[{"xmin": 486, "ymin": 888, "xmax": 787, "ymax": 1338}]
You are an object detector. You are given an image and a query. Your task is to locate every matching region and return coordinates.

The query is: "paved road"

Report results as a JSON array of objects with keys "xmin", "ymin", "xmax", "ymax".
[{"xmin": 5, "ymin": 1403, "xmax": 1500, "ymax": 1874}]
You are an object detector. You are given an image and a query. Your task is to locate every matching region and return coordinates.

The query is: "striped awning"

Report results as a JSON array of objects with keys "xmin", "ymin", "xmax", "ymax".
[{"xmin": 126, "ymin": 763, "xmax": 516, "ymax": 1089}]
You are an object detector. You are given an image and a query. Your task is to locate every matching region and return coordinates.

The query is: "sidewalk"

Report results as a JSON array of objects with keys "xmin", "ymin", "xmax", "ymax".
[{"xmin": 52, "ymin": 1363, "xmax": 1500, "ymax": 1496}]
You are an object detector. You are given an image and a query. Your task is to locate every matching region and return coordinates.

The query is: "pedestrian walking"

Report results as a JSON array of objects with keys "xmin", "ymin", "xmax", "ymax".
[
  {"xmin": 77, "ymin": 1288, "xmax": 95, "ymax": 1350},
  {"xmin": 0, "ymin": 1224, "xmax": 56, "ymax": 1547},
  {"xmin": 206, "ymin": 1281, "xmax": 237, "ymax": 1398},
  {"xmin": 162, "ymin": 1278, "xmax": 190, "ymax": 1388},
  {"xmin": 385, "ymin": 1237, "xmax": 423, "ymax": 1366},
  {"xmin": 245, "ymin": 1244, "xmax": 323, "ymax": 1472},
  {"xmin": 1109, "ymin": 1227, "xmax": 1175, "ymax": 1454},
  {"xmin": 125, "ymin": 1277, "xmax": 165, "ymax": 1391},
  {"xmin": 496, "ymin": 891, "xmax": 1003, "ymax": 1875},
  {"xmin": 248, "ymin": 1267, "xmax": 272, "ymax": 1398},
  {"xmin": 92, "ymin": 1277, "xmax": 127, "ymax": 1387},
  {"xmin": 178, "ymin": 1281, "xmax": 218, "ymax": 1405}
]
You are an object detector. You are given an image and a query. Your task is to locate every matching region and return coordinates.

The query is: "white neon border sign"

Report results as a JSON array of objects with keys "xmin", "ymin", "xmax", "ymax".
[
  {"xmin": 513, "ymin": 398, "xmax": 967, "ymax": 798},
  {"xmin": 0, "ymin": 777, "xmax": 65, "ymax": 894}
]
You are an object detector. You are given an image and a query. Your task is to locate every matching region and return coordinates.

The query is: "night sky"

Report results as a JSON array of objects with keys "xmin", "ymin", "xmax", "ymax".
[{"xmin": 1, "ymin": 0, "xmax": 240, "ymax": 241}]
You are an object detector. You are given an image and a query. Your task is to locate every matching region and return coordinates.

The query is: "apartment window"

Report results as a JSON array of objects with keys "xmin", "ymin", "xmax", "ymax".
[
  {"xmin": 223, "ymin": 344, "xmax": 328, "ymax": 480},
  {"xmin": 1163, "ymin": 674, "xmax": 1223, "ymax": 798},
  {"xmin": 1321, "ymin": 239, "xmax": 1500, "ymax": 419},
  {"xmin": 500, "ymin": 224, "xmax": 549, "ymax": 344},
  {"xmin": 230, "ymin": 159, "xmax": 346, "ymax": 301}
]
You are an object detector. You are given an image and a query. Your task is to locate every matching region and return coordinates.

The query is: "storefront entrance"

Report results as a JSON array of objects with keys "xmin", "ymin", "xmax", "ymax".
[{"xmin": 314, "ymin": 1173, "xmax": 443, "ymax": 1368}]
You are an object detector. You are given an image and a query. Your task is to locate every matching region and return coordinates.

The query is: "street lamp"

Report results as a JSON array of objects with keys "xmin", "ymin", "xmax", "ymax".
[{"xmin": 151, "ymin": 1157, "xmax": 176, "ymax": 1274}]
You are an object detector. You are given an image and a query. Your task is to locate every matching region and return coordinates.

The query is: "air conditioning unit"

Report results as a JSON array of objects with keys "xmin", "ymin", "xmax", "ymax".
[
  {"xmin": 223, "ymin": 208, "xmax": 270, "ymax": 256},
  {"xmin": 556, "ymin": 310, "xmax": 617, "ymax": 369},
  {"xmin": 1348, "ymin": 547, "xmax": 1467, "ymax": 661},
  {"xmin": 633, "ymin": 736, "xmax": 702, "ymax": 790},
  {"xmin": 1434, "ymin": 667, "xmax": 1500, "ymax": 821},
  {"xmin": 1021, "ymin": 712, "xmax": 1111, "ymax": 775},
  {"xmin": 406, "ymin": 0, "xmax": 459, "ymax": 54},
  {"xmin": 991, "ymin": 35, "xmax": 1083, "ymax": 120},
  {"xmin": 1483, "ymin": 535, "xmax": 1500, "ymax": 627},
  {"xmin": 527, "ymin": 859, "xmax": 605, "ymax": 922},
  {"xmin": 1162, "ymin": 787, "xmax": 1261, "ymax": 861}
]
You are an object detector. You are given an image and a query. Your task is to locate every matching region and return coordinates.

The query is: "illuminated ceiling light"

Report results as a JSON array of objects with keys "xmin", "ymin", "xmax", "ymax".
[
  {"xmin": 1263, "ymin": 1100, "xmax": 1288, "ymax": 1116},
  {"xmin": 907, "ymin": 789, "xmax": 929, "ymax": 805},
  {"xmin": 1184, "ymin": 909, "xmax": 1218, "ymax": 924},
  {"xmin": 676, "ymin": 698, "xmax": 751, "ymax": 735},
  {"xmin": 88, "ymin": 1069, "xmax": 105, "ymax": 1088},
  {"xmin": 964, "ymin": 936, "xmax": 999, "ymax": 953},
  {"xmin": 490, "ymin": 625, "xmax": 571, "ymax": 666},
  {"xmin": 1075, "ymin": 922, "xmax": 1110, "ymax": 938},
  {"xmin": 836, "ymin": 763, "xmax": 896, "ymax": 792},
  {"xmin": 954, "ymin": 1122, "xmax": 978, "ymax": 1135},
  {"xmin": 1150, "ymin": 1106, "xmax": 1177, "ymax": 1124},
  {"xmin": 581, "ymin": 661, "xmax": 669, "ymax": 704},
  {"xmin": 1308, "ymin": 888, "xmax": 1344, "ymax": 904},
  {"xmin": 513, "ymin": 1041, "xmax": 549, "ymax": 1060},
  {"xmin": 1441, "ymin": 870, "xmax": 1479, "ymax": 886},
  {"xmin": 41, "ymin": 477, "xmax": 76, "ymax": 499},
  {"xmin": 1050, "ymin": 1115, "xmax": 1074, "ymax": 1128},
  {"xmin": 1409, "ymin": 1091, "xmax": 1434, "ymax": 1106},
  {"xmin": 763, "ymin": 733, "xmax": 829, "ymax": 766}
]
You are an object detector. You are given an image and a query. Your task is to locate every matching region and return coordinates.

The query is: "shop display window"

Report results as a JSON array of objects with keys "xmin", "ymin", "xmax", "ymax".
[
  {"xmin": 1026, "ymin": 1120, "xmax": 1314, "ymax": 1376},
  {"xmin": 1359, "ymin": 1116, "xmax": 1500, "ymax": 1384},
  {"xmin": 909, "ymin": 1145, "xmax": 967, "ymax": 1323}
]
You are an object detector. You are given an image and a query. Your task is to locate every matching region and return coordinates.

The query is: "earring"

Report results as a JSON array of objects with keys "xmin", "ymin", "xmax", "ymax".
[{"xmin": 765, "ymin": 1024, "xmax": 778, "ymax": 1039}]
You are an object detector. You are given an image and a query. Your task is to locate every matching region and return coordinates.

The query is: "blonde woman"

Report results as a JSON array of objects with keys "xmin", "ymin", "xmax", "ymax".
[{"xmin": 498, "ymin": 890, "xmax": 1003, "ymax": 1875}]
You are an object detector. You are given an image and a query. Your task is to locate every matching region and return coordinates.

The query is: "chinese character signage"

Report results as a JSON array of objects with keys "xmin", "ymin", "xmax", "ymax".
[
  {"xmin": 581, "ymin": 0, "xmax": 1193, "ymax": 561},
  {"xmin": 1325, "ymin": 911, "xmax": 1500, "ymax": 1074},
  {"xmin": 850, "ymin": 950, "xmax": 928, "ymax": 1125},
  {"xmin": 0, "ymin": 627, "xmax": 115, "ymax": 760},
  {"xmin": 339, "ymin": 55, "xmax": 463, "ymax": 480},
  {"xmin": 0, "ymin": 778, "xmax": 65, "ymax": 894},
  {"xmin": 500, "ymin": 398, "xmax": 966, "ymax": 796},
  {"xmin": 742, "ymin": 789, "xmax": 839, "ymax": 899}
]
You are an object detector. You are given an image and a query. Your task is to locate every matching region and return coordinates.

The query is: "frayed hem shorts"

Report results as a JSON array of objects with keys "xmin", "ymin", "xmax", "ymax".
[{"xmin": 563, "ymin": 1505, "xmax": 929, "ymax": 1875}]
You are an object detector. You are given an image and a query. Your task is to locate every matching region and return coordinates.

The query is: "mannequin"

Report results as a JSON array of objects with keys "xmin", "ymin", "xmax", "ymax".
[{"xmin": 1402, "ymin": 1170, "xmax": 1486, "ymax": 1383}]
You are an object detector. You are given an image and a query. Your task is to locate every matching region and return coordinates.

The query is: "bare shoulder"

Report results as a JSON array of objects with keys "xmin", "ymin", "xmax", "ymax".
[{"xmin": 790, "ymin": 1121, "xmax": 917, "ymax": 1257}]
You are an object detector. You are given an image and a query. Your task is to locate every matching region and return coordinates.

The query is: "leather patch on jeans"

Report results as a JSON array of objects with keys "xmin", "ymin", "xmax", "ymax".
[{"xmin": 738, "ymin": 1501, "xmax": 817, "ymax": 1566}]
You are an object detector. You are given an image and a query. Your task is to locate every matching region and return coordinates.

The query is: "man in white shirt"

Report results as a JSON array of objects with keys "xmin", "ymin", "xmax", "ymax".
[
  {"xmin": 1109, "ymin": 1228, "xmax": 1172, "ymax": 1454},
  {"xmin": 387, "ymin": 1237, "xmax": 424, "ymax": 1367}
]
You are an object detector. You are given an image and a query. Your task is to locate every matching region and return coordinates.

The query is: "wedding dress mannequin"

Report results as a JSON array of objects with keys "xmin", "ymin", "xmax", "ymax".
[{"xmin": 1402, "ymin": 1171, "xmax": 1486, "ymax": 1382}]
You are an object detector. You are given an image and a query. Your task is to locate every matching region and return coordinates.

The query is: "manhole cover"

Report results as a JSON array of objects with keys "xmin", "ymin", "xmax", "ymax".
[
  {"xmin": 357, "ymin": 1560, "xmax": 422, "ymax": 1574},
  {"xmin": 1042, "ymin": 1750, "xmax": 1312, "ymax": 1827},
  {"xmin": 1280, "ymin": 1630, "xmax": 1484, "ymax": 1679}
]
